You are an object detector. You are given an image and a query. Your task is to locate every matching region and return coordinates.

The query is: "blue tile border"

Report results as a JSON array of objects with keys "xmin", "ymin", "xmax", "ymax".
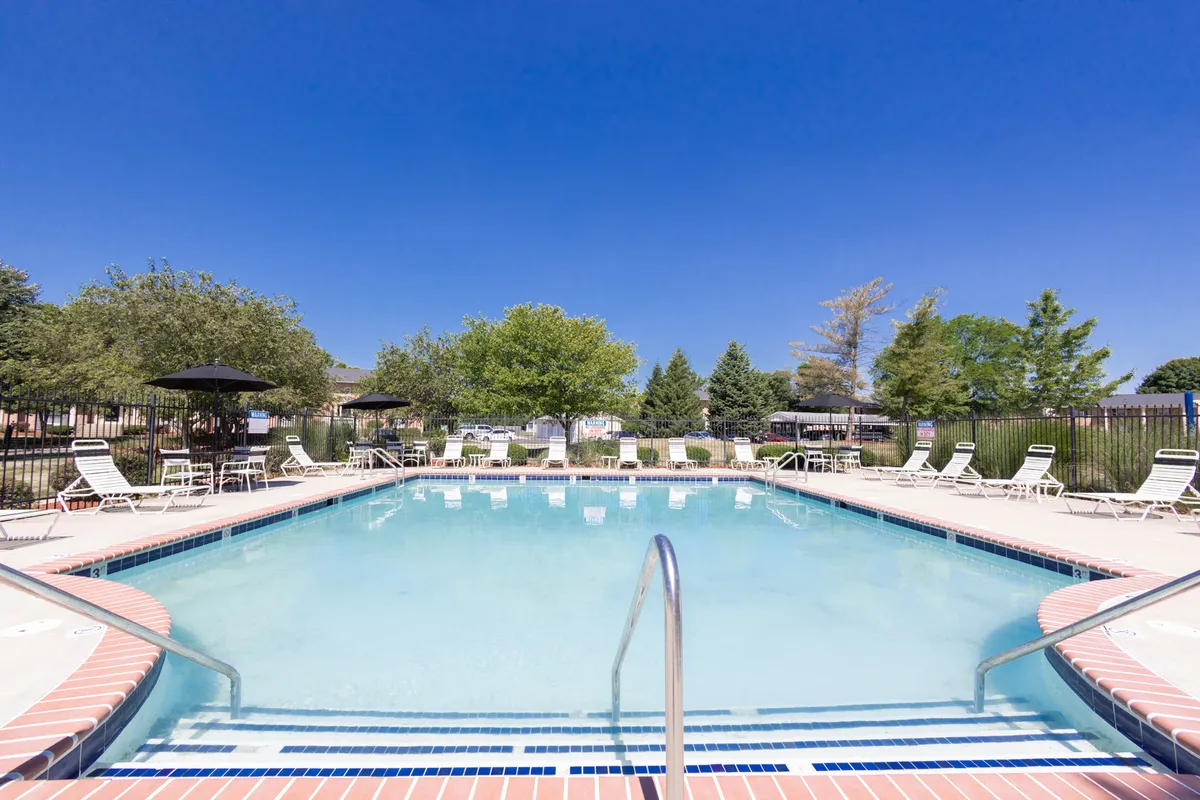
[
  {"xmin": 571, "ymin": 764, "xmax": 789, "ymax": 775},
  {"xmin": 811, "ymin": 754, "xmax": 1148, "ymax": 772},
  {"xmin": 94, "ymin": 766, "xmax": 557, "ymax": 778}
]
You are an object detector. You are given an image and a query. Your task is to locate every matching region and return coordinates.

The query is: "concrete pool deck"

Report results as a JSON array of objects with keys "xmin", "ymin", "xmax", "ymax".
[{"xmin": 3, "ymin": 464, "xmax": 1200, "ymax": 790}]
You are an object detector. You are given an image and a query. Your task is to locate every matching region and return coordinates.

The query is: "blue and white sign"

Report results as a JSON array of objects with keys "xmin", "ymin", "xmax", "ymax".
[
  {"xmin": 247, "ymin": 410, "xmax": 270, "ymax": 435},
  {"xmin": 916, "ymin": 420, "xmax": 936, "ymax": 441}
]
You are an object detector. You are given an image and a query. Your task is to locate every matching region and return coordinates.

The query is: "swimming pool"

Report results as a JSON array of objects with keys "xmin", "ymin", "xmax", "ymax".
[{"xmin": 106, "ymin": 478, "xmax": 1126, "ymax": 753}]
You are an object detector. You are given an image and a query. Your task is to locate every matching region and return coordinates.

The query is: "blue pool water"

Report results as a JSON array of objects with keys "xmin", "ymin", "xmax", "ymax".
[{"xmin": 116, "ymin": 480, "xmax": 1083, "ymax": 718}]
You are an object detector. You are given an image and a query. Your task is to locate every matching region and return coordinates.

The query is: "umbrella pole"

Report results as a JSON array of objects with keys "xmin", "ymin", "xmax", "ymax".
[{"xmin": 213, "ymin": 389, "xmax": 219, "ymax": 452}]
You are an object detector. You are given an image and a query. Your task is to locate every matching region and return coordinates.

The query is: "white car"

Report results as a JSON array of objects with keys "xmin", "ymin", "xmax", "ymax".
[{"xmin": 455, "ymin": 425, "xmax": 494, "ymax": 441}]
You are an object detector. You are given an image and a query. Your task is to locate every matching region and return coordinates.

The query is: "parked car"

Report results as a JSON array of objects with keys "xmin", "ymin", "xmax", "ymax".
[
  {"xmin": 751, "ymin": 431, "xmax": 792, "ymax": 443},
  {"xmin": 455, "ymin": 424, "xmax": 494, "ymax": 441},
  {"xmin": 683, "ymin": 431, "xmax": 714, "ymax": 440},
  {"xmin": 487, "ymin": 429, "xmax": 514, "ymax": 442},
  {"xmin": 610, "ymin": 430, "xmax": 639, "ymax": 439}
]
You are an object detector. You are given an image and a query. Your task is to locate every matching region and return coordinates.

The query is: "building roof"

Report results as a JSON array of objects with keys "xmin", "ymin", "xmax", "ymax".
[
  {"xmin": 327, "ymin": 367, "xmax": 373, "ymax": 384},
  {"xmin": 1099, "ymin": 393, "xmax": 1196, "ymax": 408},
  {"xmin": 766, "ymin": 410, "xmax": 897, "ymax": 426}
]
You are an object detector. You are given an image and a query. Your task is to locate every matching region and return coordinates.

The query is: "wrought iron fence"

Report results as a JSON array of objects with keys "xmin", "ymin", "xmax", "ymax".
[{"xmin": 3, "ymin": 383, "xmax": 1196, "ymax": 509}]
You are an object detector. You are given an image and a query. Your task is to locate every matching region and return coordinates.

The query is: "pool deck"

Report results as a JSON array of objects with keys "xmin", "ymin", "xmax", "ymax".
[{"xmin": 4, "ymin": 465, "xmax": 1200, "ymax": 794}]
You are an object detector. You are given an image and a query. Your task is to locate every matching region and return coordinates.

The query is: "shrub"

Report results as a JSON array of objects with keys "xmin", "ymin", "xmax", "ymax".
[
  {"xmin": 575, "ymin": 439, "xmax": 619, "ymax": 466},
  {"xmin": 462, "ymin": 444, "xmax": 487, "ymax": 459},
  {"xmin": 0, "ymin": 478, "xmax": 35, "ymax": 509},
  {"xmin": 685, "ymin": 445, "xmax": 711, "ymax": 466},
  {"xmin": 754, "ymin": 444, "xmax": 802, "ymax": 461},
  {"xmin": 43, "ymin": 425, "xmax": 73, "ymax": 437},
  {"xmin": 638, "ymin": 446, "xmax": 659, "ymax": 465},
  {"xmin": 507, "ymin": 443, "xmax": 529, "ymax": 464},
  {"xmin": 121, "ymin": 425, "xmax": 147, "ymax": 436}
]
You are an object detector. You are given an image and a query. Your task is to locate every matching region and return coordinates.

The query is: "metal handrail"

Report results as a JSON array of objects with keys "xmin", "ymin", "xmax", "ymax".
[
  {"xmin": 974, "ymin": 567, "xmax": 1200, "ymax": 712},
  {"xmin": 0, "ymin": 561, "xmax": 242, "ymax": 719},
  {"xmin": 611, "ymin": 535, "xmax": 683, "ymax": 800},
  {"xmin": 369, "ymin": 447, "xmax": 405, "ymax": 480},
  {"xmin": 765, "ymin": 450, "xmax": 806, "ymax": 487}
]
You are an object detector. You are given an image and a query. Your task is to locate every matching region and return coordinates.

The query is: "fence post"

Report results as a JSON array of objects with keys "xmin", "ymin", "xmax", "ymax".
[
  {"xmin": 301, "ymin": 408, "xmax": 308, "ymax": 450},
  {"xmin": 1068, "ymin": 406, "xmax": 1078, "ymax": 492},
  {"xmin": 970, "ymin": 409, "xmax": 977, "ymax": 444},
  {"xmin": 146, "ymin": 392, "xmax": 158, "ymax": 483},
  {"xmin": 328, "ymin": 408, "xmax": 335, "ymax": 459}
]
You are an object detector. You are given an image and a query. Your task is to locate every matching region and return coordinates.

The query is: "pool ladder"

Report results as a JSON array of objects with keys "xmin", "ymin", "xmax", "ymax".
[
  {"xmin": 764, "ymin": 449, "xmax": 807, "ymax": 489},
  {"xmin": 611, "ymin": 535, "xmax": 683, "ymax": 800}
]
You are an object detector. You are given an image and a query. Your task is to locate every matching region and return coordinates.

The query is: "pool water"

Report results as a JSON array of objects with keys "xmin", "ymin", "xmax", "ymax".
[{"xmin": 117, "ymin": 480, "xmax": 1085, "ymax": 720}]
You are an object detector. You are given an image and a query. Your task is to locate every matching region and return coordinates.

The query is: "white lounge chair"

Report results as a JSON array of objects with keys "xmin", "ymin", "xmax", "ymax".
[
  {"xmin": 0, "ymin": 509, "xmax": 61, "ymax": 541},
  {"xmin": 730, "ymin": 437, "xmax": 766, "ymax": 470},
  {"xmin": 542, "ymin": 436, "xmax": 569, "ymax": 469},
  {"xmin": 899, "ymin": 442, "xmax": 980, "ymax": 488},
  {"xmin": 955, "ymin": 444, "xmax": 1063, "ymax": 501},
  {"xmin": 280, "ymin": 435, "xmax": 346, "ymax": 477},
  {"xmin": 432, "ymin": 436, "xmax": 466, "ymax": 467},
  {"xmin": 57, "ymin": 440, "xmax": 209, "ymax": 515},
  {"xmin": 862, "ymin": 441, "xmax": 934, "ymax": 481},
  {"xmin": 1063, "ymin": 449, "xmax": 1200, "ymax": 520},
  {"xmin": 617, "ymin": 438, "xmax": 642, "ymax": 469},
  {"xmin": 484, "ymin": 439, "xmax": 511, "ymax": 468},
  {"xmin": 667, "ymin": 438, "xmax": 696, "ymax": 470}
]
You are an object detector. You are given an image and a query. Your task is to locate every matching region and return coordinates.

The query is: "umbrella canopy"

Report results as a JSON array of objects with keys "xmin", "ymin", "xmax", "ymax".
[
  {"xmin": 146, "ymin": 360, "xmax": 278, "ymax": 393},
  {"xmin": 795, "ymin": 393, "xmax": 877, "ymax": 409},
  {"xmin": 340, "ymin": 393, "xmax": 412, "ymax": 411}
]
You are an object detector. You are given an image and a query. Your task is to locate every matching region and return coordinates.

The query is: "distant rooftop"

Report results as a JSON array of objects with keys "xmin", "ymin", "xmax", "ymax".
[
  {"xmin": 327, "ymin": 367, "xmax": 373, "ymax": 384},
  {"xmin": 1099, "ymin": 392, "xmax": 1197, "ymax": 408}
]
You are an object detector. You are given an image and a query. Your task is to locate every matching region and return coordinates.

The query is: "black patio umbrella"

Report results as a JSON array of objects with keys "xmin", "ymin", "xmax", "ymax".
[
  {"xmin": 795, "ymin": 394, "xmax": 880, "ymax": 441},
  {"xmin": 340, "ymin": 393, "xmax": 412, "ymax": 439},
  {"xmin": 146, "ymin": 360, "xmax": 278, "ymax": 449}
]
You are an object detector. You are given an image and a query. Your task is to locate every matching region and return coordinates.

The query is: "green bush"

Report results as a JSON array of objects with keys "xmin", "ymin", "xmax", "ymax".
[
  {"xmin": 638, "ymin": 446, "xmax": 659, "ymax": 465},
  {"xmin": 462, "ymin": 444, "xmax": 487, "ymax": 459},
  {"xmin": 121, "ymin": 425, "xmax": 147, "ymax": 436},
  {"xmin": 0, "ymin": 478, "xmax": 35, "ymax": 509},
  {"xmin": 508, "ymin": 443, "xmax": 529, "ymax": 464},
  {"xmin": 685, "ymin": 445, "xmax": 711, "ymax": 465},
  {"xmin": 44, "ymin": 425, "xmax": 73, "ymax": 436},
  {"xmin": 754, "ymin": 444, "xmax": 802, "ymax": 461},
  {"xmin": 575, "ymin": 439, "xmax": 619, "ymax": 466}
]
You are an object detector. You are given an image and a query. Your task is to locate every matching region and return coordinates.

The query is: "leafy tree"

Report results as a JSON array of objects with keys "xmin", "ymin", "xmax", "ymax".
[
  {"xmin": 1022, "ymin": 288, "xmax": 1132, "ymax": 411},
  {"xmin": 1137, "ymin": 358, "xmax": 1200, "ymax": 394},
  {"xmin": 13, "ymin": 260, "xmax": 333, "ymax": 408},
  {"xmin": 365, "ymin": 326, "xmax": 461, "ymax": 417},
  {"xmin": 456, "ymin": 303, "xmax": 639, "ymax": 441},
  {"xmin": 943, "ymin": 314, "xmax": 1026, "ymax": 413},
  {"xmin": 790, "ymin": 277, "xmax": 894, "ymax": 429},
  {"xmin": 642, "ymin": 349, "xmax": 703, "ymax": 419},
  {"xmin": 794, "ymin": 357, "xmax": 849, "ymax": 399},
  {"xmin": 0, "ymin": 260, "xmax": 43, "ymax": 371},
  {"xmin": 872, "ymin": 290, "xmax": 968, "ymax": 418},
  {"xmin": 709, "ymin": 341, "xmax": 767, "ymax": 420},
  {"xmin": 759, "ymin": 370, "xmax": 798, "ymax": 412}
]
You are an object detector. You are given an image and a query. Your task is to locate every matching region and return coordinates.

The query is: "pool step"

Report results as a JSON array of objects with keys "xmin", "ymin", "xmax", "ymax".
[{"xmin": 93, "ymin": 699, "xmax": 1153, "ymax": 776}]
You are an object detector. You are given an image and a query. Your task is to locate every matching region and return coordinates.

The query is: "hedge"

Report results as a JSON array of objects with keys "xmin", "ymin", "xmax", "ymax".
[
  {"xmin": 0, "ymin": 478, "xmax": 35, "ymax": 509},
  {"xmin": 508, "ymin": 443, "xmax": 529, "ymax": 464}
]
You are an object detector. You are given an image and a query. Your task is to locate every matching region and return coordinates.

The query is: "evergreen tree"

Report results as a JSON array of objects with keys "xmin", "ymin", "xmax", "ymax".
[
  {"xmin": 872, "ymin": 290, "xmax": 968, "ymax": 418},
  {"xmin": 759, "ymin": 370, "xmax": 798, "ymax": 412},
  {"xmin": 1137, "ymin": 358, "xmax": 1200, "ymax": 394},
  {"xmin": 640, "ymin": 363, "xmax": 666, "ymax": 417},
  {"xmin": 709, "ymin": 341, "xmax": 767, "ymax": 421},
  {"xmin": 1022, "ymin": 289, "xmax": 1132, "ymax": 411},
  {"xmin": 649, "ymin": 349, "xmax": 704, "ymax": 419}
]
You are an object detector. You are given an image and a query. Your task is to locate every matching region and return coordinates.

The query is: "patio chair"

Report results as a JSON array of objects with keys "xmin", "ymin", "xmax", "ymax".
[
  {"xmin": 1063, "ymin": 449, "xmax": 1200, "ymax": 520},
  {"xmin": 834, "ymin": 445, "xmax": 863, "ymax": 474},
  {"xmin": 667, "ymin": 438, "xmax": 697, "ymax": 470},
  {"xmin": 0, "ymin": 509, "xmax": 61, "ymax": 542},
  {"xmin": 617, "ymin": 437, "xmax": 642, "ymax": 469},
  {"xmin": 219, "ymin": 446, "xmax": 270, "ymax": 494},
  {"xmin": 57, "ymin": 439, "xmax": 209, "ymax": 515},
  {"xmin": 484, "ymin": 438, "xmax": 511, "ymax": 468},
  {"xmin": 159, "ymin": 448, "xmax": 213, "ymax": 488},
  {"xmin": 804, "ymin": 444, "xmax": 834, "ymax": 473},
  {"xmin": 955, "ymin": 444, "xmax": 1063, "ymax": 501},
  {"xmin": 431, "ymin": 436, "xmax": 467, "ymax": 467},
  {"xmin": 862, "ymin": 441, "xmax": 934, "ymax": 481},
  {"xmin": 280, "ymin": 435, "xmax": 347, "ymax": 477},
  {"xmin": 403, "ymin": 440, "xmax": 429, "ymax": 466},
  {"xmin": 899, "ymin": 442, "xmax": 980, "ymax": 488},
  {"xmin": 542, "ymin": 436, "xmax": 569, "ymax": 469},
  {"xmin": 730, "ymin": 437, "xmax": 766, "ymax": 470}
]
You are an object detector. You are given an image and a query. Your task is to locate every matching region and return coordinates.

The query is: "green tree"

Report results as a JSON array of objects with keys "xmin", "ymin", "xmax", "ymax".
[
  {"xmin": 365, "ymin": 326, "xmax": 461, "ymax": 417},
  {"xmin": 642, "ymin": 349, "xmax": 703, "ymax": 419},
  {"xmin": 709, "ymin": 341, "xmax": 767, "ymax": 420},
  {"xmin": 790, "ymin": 277, "xmax": 895, "ymax": 429},
  {"xmin": 794, "ymin": 357, "xmax": 849, "ymax": 399},
  {"xmin": 1022, "ymin": 288, "xmax": 1132, "ymax": 411},
  {"xmin": 13, "ymin": 260, "xmax": 333, "ymax": 408},
  {"xmin": 1137, "ymin": 358, "xmax": 1200, "ymax": 394},
  {"xmin": 0, "ymin": 259, "xmax": 44, "ymax": 371},
  {"xmin": 456, "ymin": 303, "xmax": 639, "ymax": 441},
  {"xmin": 872, "ymin": 290, "xmax": 968, "ymax": 418},
  {"xmin": 943, "ymin": 314, "xmax": 1026, "ymax": 413},
  {"xmin": 759, "ymin": 370, "xmax": 797, "ymax": 412}
]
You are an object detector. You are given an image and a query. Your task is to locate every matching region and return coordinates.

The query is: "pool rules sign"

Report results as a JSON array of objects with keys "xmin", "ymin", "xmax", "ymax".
[
  {"xmin": 916, "ymin": 420, "xmax": 936, "ymax": 441},
  {"xmin": 247, "ymin": 410, "xmax": 270, "ymax": 435}
]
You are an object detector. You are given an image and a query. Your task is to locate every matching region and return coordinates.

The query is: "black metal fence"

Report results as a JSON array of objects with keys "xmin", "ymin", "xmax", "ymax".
[{"xmin": 3, "ymin": 384, "xmax": 1196, "ymax": 508}]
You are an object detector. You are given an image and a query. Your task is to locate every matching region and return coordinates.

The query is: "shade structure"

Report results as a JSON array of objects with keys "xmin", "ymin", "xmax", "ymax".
[
  {"xmin": 146, "ymin": 360, "xmax": 278, "ymax": 449},
  {"xmin": 795, "ymin": 393, "xmax": 878, "ymax": 410},
  {"xmin": 340, "ymin": 393, "xmax": 412, "ymax": 411}
]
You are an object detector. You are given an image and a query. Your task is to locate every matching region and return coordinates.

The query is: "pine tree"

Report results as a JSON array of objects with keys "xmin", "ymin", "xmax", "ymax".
[
  {"xmin": 1022, "ymin": 289, "xmax": 1132, "ymax": 411},
  {"xmin": 641, "ymin": 362, "xmax": 666, "ymax": 417},
  {"xmin": 872, "ymin": 290, "xmax": 968, "ymax": 417},
  {"xmin": 709, "ymin": 341, "xmax": 767, "ymax": 421},
  {"xmin": 655, "ymin": 349, "xmax": 704, "ymax": 419}
]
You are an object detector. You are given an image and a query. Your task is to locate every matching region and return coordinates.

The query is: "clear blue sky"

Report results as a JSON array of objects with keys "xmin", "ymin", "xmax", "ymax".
[{"xmin": 1, "ymin": 2, "xmax": 1197, "ymax": 388}]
